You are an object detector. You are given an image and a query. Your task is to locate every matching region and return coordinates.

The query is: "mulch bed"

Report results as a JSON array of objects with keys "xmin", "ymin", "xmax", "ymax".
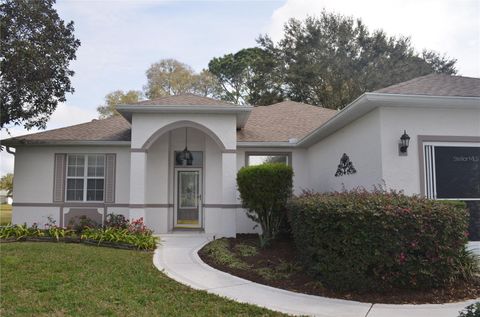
[{"xmin": 198, "ymin": 234, "xmax": 480, "ymax": 304}]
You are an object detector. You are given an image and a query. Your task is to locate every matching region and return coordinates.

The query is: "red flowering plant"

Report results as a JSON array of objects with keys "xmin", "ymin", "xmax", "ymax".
[{"xmin": 128, "ymin": 217, "xmax": 152, "ymax": 235}]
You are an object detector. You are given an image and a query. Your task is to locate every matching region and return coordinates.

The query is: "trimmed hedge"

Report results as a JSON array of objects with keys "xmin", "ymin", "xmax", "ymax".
[
  {"xmin": 287, "ymin": 190, "xmax": 478, "ymax": 291},
  {"xmin": 237, "ymin": 163, "xmax": 293, "ymax": 247}
]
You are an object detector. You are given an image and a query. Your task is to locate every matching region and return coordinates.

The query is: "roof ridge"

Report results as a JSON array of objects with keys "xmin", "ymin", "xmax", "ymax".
[
  {"xmin": 131, "ymin": 93, "xmax": 236, "ymax": 106},
  {"xmin": 267, "ymin": 100, "xmax": 337, "ymax": 112}
]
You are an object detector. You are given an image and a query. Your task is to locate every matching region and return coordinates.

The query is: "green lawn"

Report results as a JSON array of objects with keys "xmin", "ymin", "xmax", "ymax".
[
  {"xmin": 0, "ymin": 204, "xmax": 12, "ymax": 225},
  {"xmin": 0, "ymin": 243, "xmax": 285, "ymax": 317}
]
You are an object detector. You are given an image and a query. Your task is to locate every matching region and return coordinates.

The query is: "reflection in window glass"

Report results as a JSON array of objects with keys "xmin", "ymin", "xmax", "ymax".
[{"xmin": 247, "ymin": 154, "xmax": 289, "ymax": 166}]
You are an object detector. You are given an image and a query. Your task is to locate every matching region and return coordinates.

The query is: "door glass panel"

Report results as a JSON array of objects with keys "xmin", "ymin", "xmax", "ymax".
[
  {"xmin": 179, "ymin": 171, "xmax": 198, "ymax": 208},
  {"xmin": 434, "ymin": 146, "xmax": 480, "ymax": 199},
  {"xmin": 177, "ymin": 170, "xmax": 200, "ymax": 225}
]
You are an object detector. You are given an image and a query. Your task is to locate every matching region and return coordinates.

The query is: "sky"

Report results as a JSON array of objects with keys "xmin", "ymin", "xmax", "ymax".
[{"xmin": 1, "ymin": 0, "xmax": 479, "ymax": 176}]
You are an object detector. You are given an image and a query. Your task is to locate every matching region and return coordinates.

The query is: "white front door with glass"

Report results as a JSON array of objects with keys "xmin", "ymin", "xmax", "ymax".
[{"xmin": 174, "ymin": 168, "xmax": 202, "ymax": 228}]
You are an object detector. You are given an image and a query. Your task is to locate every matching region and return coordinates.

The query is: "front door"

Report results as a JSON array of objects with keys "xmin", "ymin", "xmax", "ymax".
[{"xmin": 174, "ymin": 168, "xmax": 202, "ymax": 228}]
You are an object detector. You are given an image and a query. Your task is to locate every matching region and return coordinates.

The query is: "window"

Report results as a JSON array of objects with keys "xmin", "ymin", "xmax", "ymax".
[
  {"xmin": 246, "ymin": 153, "xmax": 291, "ymax": 166},
  {"xmin": 66, "ymin": 154, "xmax": 105, "ymax": 201},
  {"xmin": 424, "ymin": 144, "xmax": 479, "ymax": 200}
]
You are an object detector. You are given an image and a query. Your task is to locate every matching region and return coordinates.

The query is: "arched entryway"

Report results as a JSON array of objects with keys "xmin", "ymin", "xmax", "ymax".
[{"xmin": 129, "ymin": 120, "xmax": 237, "ymax": 235}]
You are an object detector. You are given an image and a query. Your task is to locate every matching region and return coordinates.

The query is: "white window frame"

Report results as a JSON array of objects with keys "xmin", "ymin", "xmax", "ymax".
[
  {"xmin": 65, "ymin": 154, "xmax": 105, "ymax": 202},
  {"xmin": 423, "ymin": 142, "xmax": 480, "ymax": 201}
]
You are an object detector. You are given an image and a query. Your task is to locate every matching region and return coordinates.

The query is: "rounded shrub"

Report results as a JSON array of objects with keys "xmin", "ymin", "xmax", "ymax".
[
  {"xmin": 237, "ymin": 163, "xmax": 293, "ymax": 247},
  {"xmin": 287, "ymin": 189, "xmax": 478, "ymax": 291}
]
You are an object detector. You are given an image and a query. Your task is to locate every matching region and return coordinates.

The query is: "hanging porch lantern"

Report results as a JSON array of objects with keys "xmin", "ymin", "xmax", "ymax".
[{"xmin": 177, "ymin": 127, "xmax": 193, "ymax": 165}]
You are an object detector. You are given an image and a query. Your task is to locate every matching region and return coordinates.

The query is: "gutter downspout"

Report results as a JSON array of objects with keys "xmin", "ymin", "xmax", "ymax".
[{"xmin": 6, "ymin": 146, "xmax": 15, "ymax": 155}]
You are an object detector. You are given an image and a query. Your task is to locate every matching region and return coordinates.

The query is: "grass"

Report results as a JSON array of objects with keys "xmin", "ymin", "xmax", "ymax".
[
  {"xmin": 0, "ymin": 204, "xmax": 12, "ymax": 225},
  {"xmin": 234, "ymin": 243, "xmax": 258, "ymax": 257},
  {"xmin": 254, "ymin": 260, "xmax": 302, "ymax": 281},
  {"xmin": 202, "ymin": 239, "xmax": 251, "ymax": 270},
  {"xmin": 0, "ymin": 242, "xmax": 285, "ymax": 317}
]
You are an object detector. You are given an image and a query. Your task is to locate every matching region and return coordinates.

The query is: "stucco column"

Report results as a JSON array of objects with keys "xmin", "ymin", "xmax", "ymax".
[
  {"xmin": 129, "ymin": 151, "xmax": 147, "ymax": 222},
  {"xmin": 221, "ymin": 151, "xmax": 237, "ymax": 237}
]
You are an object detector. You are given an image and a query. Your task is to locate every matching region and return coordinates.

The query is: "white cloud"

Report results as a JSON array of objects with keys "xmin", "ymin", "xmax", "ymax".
[
  {"xmin": 0, "ymin": 103, "xmax": 97, "ymax": 176},
  {"xmin": 266, "ymin": 0, "xmax": 480, "ymax": 76}
]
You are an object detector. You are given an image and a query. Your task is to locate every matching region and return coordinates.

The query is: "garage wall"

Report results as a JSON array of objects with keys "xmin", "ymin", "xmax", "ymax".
[{"xmin": 379, "ymin": 106, "xmax": 480, "ymax": 195}]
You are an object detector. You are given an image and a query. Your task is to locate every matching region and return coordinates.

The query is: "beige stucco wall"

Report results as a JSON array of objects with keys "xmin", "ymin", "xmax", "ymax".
[
  {"xmin": 131, "ymin": 113, "xmax": 237, "ymax": 150},
  {"xmin": 11, "ymin": 145, "xmax": 131, "ymax": 227},
  {"xmin": 379, "ymin": 106, "xmax": 480, "ymax": 195},
  {"xmin": 305, "ymin": 108, "xmax": 383, "ymax": 193}
]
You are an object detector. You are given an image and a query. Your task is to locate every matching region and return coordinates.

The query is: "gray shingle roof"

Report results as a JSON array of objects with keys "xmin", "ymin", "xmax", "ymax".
[
  {"xmin": 3, "ymin": 74, "xmax": 478, "ymax": 146},
  {"xmin": 2, "ymin": 116, "xmax": 131, "ymax": 145},
  {"xmin": 375, "ymin": 74, "xmax": 480, "ymax": 97},
  {"xmin": 237, "ymin": 101, "xmax": 337, "ymax": 142}
]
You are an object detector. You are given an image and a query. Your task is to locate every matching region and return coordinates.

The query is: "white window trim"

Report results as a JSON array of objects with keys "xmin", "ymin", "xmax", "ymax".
[
  {"xmin": 245, "ymin": 152, "xmax": 292, "ymax": 167},
  {"xmin": 65, "ymin": 154, "xmax": 105, "ymax": 202},
  {"xmin": 423, "ymin": 142, "xmax": 480, "ymax": 201}
]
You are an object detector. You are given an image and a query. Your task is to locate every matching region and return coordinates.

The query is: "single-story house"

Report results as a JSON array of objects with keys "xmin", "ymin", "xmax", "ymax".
[{"xmin": 2, "ymin": 74, "xmax": 479, "ymax": 237}]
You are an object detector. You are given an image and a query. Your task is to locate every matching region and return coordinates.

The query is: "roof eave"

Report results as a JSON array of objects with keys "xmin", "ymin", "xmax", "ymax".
[
  {"xmin": 1, "ymin": 140, "xmax": 132, "ymax": 147},
  {"xmin": 297, "ymin": 93, "xmax": 480, "ymax": 148},
  {"xmin": 237, "ymin": 141, "xmax": 297, "ymax": 148},
  {"xmin": 117, "ymin": 104, "xmax": 252, "ymax": 128}
]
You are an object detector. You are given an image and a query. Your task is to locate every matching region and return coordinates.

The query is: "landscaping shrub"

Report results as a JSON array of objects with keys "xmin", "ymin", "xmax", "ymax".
[
  {"xmin": 67, "ymin": 215, "xmax": 100, "ymax": 233},
  {"xmin": 105, "ymin": 213, "xmax": 129, "ymax": 229},
  {"xmin": 287, "ymin": 189, "xmax": 478, "ymax": 292},
  {"xmin": 81, "ymin": 227, "xmax": 158, "ymax": 250},
  {"xmin": 458, "ymin": 302, "xmax": 480, "ymax": 317},
  {"xmin": 237, "ymin": 163, "xmax": 293, "ymax": 247},
  {"xmin": 82, "ymin": 217, "xmax": 157, "ymax": 250},
  {"xmin": 0, "ymin": 217, "xmax": 158, "ymax": 251},
  {"xmin": 0, "ymin": 223, "xmax": 74, "ymax": 241}
]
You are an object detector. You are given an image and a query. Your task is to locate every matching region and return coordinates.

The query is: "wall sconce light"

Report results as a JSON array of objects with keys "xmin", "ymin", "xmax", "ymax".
[{"xmin": 399, "ymin": 130, "xmax": 410, "ymax": 155}]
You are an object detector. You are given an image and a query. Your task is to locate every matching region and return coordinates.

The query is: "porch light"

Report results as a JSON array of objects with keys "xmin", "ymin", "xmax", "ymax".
[
  {"xmin": 178, "ymin": 128, "xmax": 193, "ymax": 165},
  {"xmin": 399, "ymin": 130, "xmax": 410, "ymax": 155}
]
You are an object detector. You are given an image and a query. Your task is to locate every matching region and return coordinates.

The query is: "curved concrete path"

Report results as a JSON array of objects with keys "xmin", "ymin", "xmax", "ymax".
[{"xmin": 153, "ymin": 234, "xmax": 479, "ymax": 317}]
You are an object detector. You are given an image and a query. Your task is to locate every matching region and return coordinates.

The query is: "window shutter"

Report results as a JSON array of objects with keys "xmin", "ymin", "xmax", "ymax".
[
  {"xmin": 53, "ymin": 154, "xmax": 66, "ymax": 202},
  {"xmin": 105, "ymin": 153, "xmax": 116, "ymax": 203}
]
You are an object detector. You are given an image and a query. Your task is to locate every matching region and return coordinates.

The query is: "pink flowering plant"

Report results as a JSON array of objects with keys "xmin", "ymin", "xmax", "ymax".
[
  {"xmin": 0, "ymin": 214, "xmax": 158, "ymax": 251},
  {"xmin": 81, "ymin": 216, "xmax": 157, "ymax": 250},
  {"xmin": 287, "ymin": 188, "xmax": 478, "ymax": 291}
]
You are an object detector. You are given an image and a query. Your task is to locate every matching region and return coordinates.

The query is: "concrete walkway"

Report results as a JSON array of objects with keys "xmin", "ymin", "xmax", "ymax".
[{"xmin": 153, "ymin": 234, "xmax": 479, "ymax": 317}]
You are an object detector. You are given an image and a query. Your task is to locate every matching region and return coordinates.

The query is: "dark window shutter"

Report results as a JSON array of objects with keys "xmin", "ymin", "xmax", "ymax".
[
  {"xmin": 53, "ymin": 154, "xmax": 66, "ymax": 202},
  {"xmin": 105, "ymin": 153, "xmax": 116, "ymax": 203}
]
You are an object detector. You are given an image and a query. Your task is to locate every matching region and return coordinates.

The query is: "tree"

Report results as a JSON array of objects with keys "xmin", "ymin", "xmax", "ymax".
[
  {"xmin": 144, "ymin": 59, "xmax": 220, "ymax": 99},
  {"xmin": 0, "ymin": 173, "xmax": 13, "ymax": 197},
  {"xmin": 257, "ymin": 12, "xmax": 457, "ymax": 109},
  {"xmin": 208, "ymin": 48, "xmax": 283, "ymax": 105},
  {"xmin": 97, "ymin": 90, "xmax": 143, "ymax": 118},
  {"xmin": 191, "ymin": 69, "xmax": 222, "ymax": 98},
  {"xmin": 0, "ymin": 0, "xmax": 80, "ymax": 130}
]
